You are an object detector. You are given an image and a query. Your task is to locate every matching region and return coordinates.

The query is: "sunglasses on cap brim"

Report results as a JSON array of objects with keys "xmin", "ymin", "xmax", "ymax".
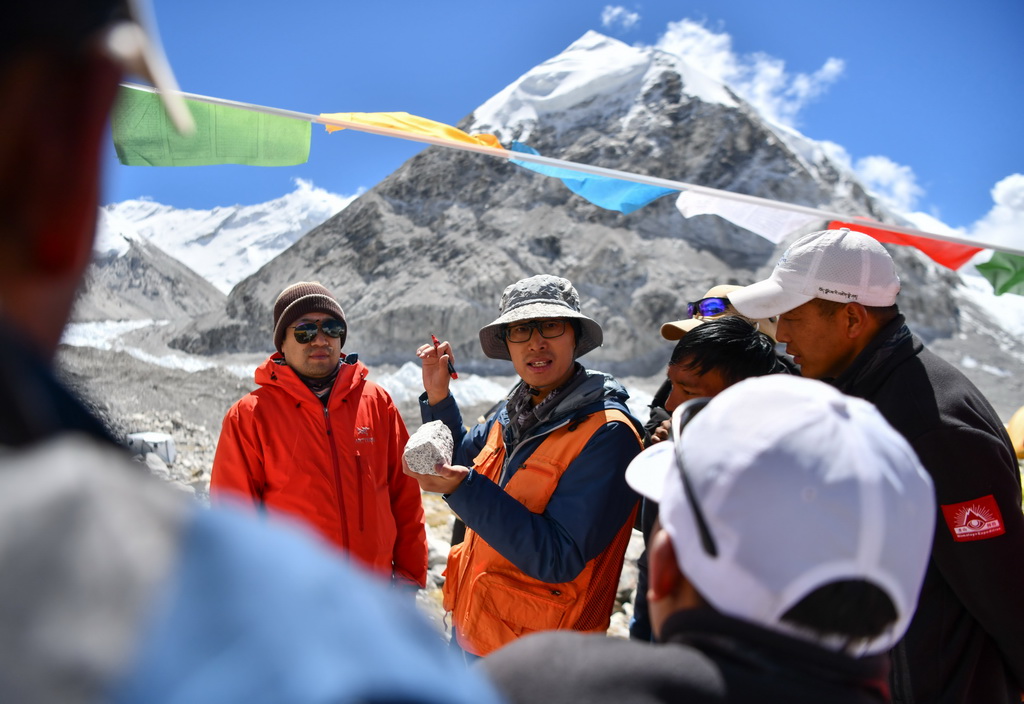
[
  {"xmin": 686, "ymin": 297, "xmax": 730, "ymax": 319},
  {"xmin": 290, "ymin": 319, "xmax": 346, "ymax": 344}
]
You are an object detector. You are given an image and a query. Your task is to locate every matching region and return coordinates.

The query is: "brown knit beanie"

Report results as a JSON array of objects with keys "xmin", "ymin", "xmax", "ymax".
[{"xmin": 272, "ymin": 282, "xmax": 347, "ymax": 352}]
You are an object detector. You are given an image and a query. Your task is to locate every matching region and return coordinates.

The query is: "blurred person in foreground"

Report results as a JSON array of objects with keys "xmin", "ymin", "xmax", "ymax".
[
  {"xmin": 485, "ymin": 375, "xmax": 937, "ymax": 704},
  {"xmin": 730, "ymin": 227, "xmax": 1024, "ymax": 703},
  {"xmin": 630, "ymin": 315, "xmax": 790, "ymax": 641},
  {"xmin": 211, "ymin": 281, "xmax": 428, "ymax": 594},
  {"xmin": 408, "ymin": 274, "xmax": 644, "ymax": 658},
  {"xmin": 0, "ymin": 1, "xmax": 501, "ymax": 702}
]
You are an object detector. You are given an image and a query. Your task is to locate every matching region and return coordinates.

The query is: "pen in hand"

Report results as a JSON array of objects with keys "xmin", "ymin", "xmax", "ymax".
[{"xmin": 431, "ymin": 334, "xmax": 458, "ymax": 380}]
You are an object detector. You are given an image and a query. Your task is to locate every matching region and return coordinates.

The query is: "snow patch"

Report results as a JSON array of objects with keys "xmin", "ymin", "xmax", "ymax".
[
  {"xmin": 960, "ymin": 356, "xmax": 1013, "ymax": 378},
  {"xmin": 956, "ymin": 270, "xmax": 1024, "ymax": 340},
  {"xmin": 63, "ymin": 320, "xmax": 220, "ymax": 372},
  {"xmin": 374, "ymin": 362, "xmax": 513, "ymax": 412},
  {"xmin": 62, "ymin": 320, "xmax": 165, "ymax": 348}
]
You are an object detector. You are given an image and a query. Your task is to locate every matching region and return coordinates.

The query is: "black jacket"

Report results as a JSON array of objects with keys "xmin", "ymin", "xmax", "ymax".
[
  {"xmin": 0, "ymin": 322, "xmax": 117, "ymax": 448},
  {"xmin": 832, "ymin": 316, "xmax": 1024, "ymax": 703},
  {"xmin": 485, "ymin": 607, "xmax": 892, "ymax": 704}
]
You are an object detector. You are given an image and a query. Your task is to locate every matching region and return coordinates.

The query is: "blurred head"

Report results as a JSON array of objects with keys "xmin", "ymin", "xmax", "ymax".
[
  {"xmin": 0, "ymin": 0, "xmax": 189, "ymax": 359},
  {"xmin": 626, "ymin": 375, "xmax": 936, "ymax": 655}
]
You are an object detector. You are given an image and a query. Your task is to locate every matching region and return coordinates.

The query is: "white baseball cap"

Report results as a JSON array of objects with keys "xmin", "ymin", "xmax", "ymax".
[
  {"xmin": 625, "ymin": 375, "xmax": 935, "ymax": 655},
  {"xmin": 729, "ymin": 229, "xmax": 901, "ymax": 319}
]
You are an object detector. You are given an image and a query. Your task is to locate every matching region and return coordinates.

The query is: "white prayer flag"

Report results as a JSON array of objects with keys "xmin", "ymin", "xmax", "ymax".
[{"xmin": 676, "ymin": 191, "xmax": 821, "ymax": 243}]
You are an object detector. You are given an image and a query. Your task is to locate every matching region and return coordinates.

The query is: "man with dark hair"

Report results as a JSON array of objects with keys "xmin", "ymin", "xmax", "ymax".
[
  {"xmin": 485, "ymin": 375, "xmax": 937, "ymax": 703},
  {"xmin": 631, "ymin": 315, "xmax": 790, "ymax": 640},
  {"xmin": 212, "ymin": 281, "xmax": 428, "ymax": 593},
  {"xmin": 0, "ymin": 2, "xmax": 501, "ymax": 701},
  {"xmin": 664, "ymin": 315, "xmax": 785, "ymax": 398},
  {"xmin": 731, "ymin": 227, "xmax": 1024, "ymax": 703},
  {"xmin": 646, "ymin": 283, "xmax": 781, "ymax": 440}
]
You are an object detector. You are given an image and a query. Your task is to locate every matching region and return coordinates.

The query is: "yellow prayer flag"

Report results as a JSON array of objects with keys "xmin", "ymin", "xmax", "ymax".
[{"xmin": 320, "ymin": 111, "xmax": 503, "ymax": 150}]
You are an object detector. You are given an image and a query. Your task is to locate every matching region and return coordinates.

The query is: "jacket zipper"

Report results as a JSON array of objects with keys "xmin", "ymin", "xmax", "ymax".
[
  {"xmin": 355, "ymin": 451, "xmax": 365, "ymax": 532},
  {"xmin": 323, "ymin": 406, "xmax": 350, "ymax": 546}
]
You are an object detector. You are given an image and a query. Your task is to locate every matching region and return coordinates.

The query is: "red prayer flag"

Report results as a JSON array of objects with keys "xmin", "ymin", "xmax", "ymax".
[{"xmin": 828, "ymin": 220, "xmax": 982, "ymax": 270}]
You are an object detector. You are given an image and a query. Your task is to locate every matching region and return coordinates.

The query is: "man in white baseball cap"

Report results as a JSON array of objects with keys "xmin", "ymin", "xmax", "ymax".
[
  {"xmin": 484, "ymin": 375, "xmax": 936, "ymax": 703},
  {"xmin": 730, "ymin": 228, "xmax": 1024, "ymax": 703}
]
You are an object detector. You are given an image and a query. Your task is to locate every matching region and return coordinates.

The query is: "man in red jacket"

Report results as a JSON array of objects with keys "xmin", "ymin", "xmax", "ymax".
[{"xmin": 212, "ymin": 282, "xmax": 428, "ymax": 592}]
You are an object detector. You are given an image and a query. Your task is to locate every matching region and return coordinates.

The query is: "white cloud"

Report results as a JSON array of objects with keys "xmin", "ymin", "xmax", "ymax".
[
  {"xmin": 601, "ymin": 5, "xmax": 640, "ymax": 31},
  {"xmin": 818, "ymin": 140, "xmax": 853, "ymax": 171},
  {"xmin": 853, "ymin": 155, "xmax": 924, "ymax": 213},
  {"xmin": 966, "ymin": 174, "xmax": 1024, "ymax": 249},
  {"xmin": 653, "ymin": 19, "xmax": 844, "ymax": 128}
]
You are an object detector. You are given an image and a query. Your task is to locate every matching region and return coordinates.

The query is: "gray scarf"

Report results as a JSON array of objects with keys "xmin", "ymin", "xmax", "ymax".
[{"xmin": 505, "ymin": 363, "xmax": 586, "ymax": 445}]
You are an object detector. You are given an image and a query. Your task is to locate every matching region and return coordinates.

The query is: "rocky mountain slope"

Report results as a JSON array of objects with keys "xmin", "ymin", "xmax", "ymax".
[
  {"xmin": 168, "ymin": 32, "xmax": 998, "ymax": 389},
  {"xmin": 75, "ymin": 235, "xmax": 225, "ymax": 322}
]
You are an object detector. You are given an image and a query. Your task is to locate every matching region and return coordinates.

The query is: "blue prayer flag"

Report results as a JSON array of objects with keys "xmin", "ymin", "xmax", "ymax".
[{"xmin": 510, "ymin": 142, "xmax": 676, "ymax": 214}]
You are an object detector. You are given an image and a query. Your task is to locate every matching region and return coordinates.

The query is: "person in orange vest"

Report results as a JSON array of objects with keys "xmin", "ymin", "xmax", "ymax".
[{"xmin": 408, "ymin": 274, "xmax": 645, "ymax": 658}]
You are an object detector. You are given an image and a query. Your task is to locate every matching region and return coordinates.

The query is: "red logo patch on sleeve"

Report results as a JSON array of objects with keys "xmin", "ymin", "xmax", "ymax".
[{"xmin": 940, "ymin": 495, "xmax": 1006, "ymax": 542}]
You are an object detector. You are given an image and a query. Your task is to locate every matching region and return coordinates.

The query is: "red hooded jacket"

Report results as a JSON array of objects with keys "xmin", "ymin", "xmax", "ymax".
[{"xmin": 211, "ymin": 354, "xmax": 427, "ymax": 587}]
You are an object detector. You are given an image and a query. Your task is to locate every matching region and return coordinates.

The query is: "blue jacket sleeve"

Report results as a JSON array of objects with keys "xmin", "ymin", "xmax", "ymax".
[
  {"xmin": 445, "ymin": 421, "xmax": 641, "ymax": 583},
  {"xmin": 110, "ymin": 507, "xmax": 505, "ymax": 704}
]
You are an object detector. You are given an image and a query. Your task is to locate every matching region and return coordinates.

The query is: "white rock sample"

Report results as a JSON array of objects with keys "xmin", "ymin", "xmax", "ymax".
[{"xmin": 404, "ymin": 420, "xmax": 454, "ymax": 476}]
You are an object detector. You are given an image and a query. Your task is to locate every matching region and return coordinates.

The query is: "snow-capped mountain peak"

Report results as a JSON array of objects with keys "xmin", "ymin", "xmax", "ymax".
[
  {"xmin": 98, "ymin": 179, "xmax": 356, "ymax": 294},
  {"xmin": 471, "ymin": 31, "xmax": 737, "ymax": 141}
]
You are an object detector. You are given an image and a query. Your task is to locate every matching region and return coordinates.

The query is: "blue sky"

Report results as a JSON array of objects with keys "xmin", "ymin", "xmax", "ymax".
[{"xmin": 103, "ymin": 0, "xmax": 1023, "ymax": 243}]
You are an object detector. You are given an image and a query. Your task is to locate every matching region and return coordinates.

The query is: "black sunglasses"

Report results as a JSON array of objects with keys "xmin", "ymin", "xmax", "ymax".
[
  {"xmin": 686, "ymin": 296, "xmax": 730, "ymax": 319},
  {"xmin": 290, "ymin": 319, "xmax": 346, "ymax": 344},
  {"xmin": 503, "ymin": 319, "xmax": 567, "ymax": 343},
  {"xmin": 671, "ymin": 397, "xmax": 718, "ymax": 557}
]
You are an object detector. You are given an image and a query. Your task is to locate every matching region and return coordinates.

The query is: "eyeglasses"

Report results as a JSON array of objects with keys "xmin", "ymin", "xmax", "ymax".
[
  {"xmin": 504, "ymin": 319, "xmax": 567, "ymax": 344},
  {"xmin": 686, "ymin": 296, "xmax": 730, "ymax": 319},
  {"xmin": 671, "ymin": 397, "xmax": 718, "ymax": 556},
  {"xmin": 290, "ymin": 319, "xmax": 346, "ymax": 344}
]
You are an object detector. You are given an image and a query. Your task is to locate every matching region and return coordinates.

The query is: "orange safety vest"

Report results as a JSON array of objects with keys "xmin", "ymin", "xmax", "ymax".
[{"xmin": 442, "ymin": 409, "xmax": 641, "ymax": 656}]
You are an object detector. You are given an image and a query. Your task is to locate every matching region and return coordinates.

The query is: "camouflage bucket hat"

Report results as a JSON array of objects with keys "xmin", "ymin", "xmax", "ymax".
[{"xmin": 478, "ymin": 274, "xmax": 603, "ymax": 361}]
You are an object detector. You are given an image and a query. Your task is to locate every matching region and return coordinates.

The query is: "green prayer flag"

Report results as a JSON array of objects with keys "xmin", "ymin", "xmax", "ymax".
[
  {"xmin": 112, "ymin": 87, "xmax": 310, "ymax": 167},
  {"xmin": 976, "ymin": 251, "xmax": 1024, "ymax": 296}
]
